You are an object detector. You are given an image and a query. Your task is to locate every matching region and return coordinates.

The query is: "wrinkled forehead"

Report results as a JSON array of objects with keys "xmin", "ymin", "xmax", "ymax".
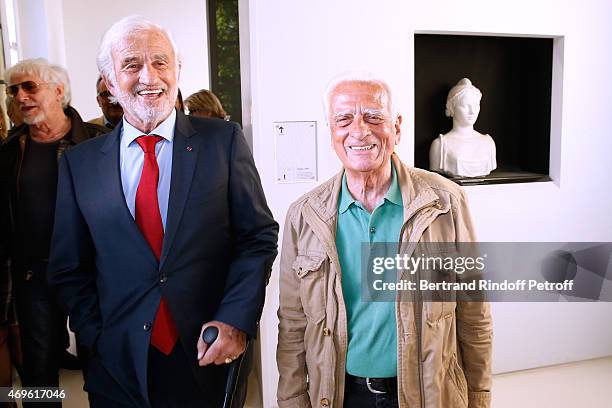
[
  {"xmin": 329, "ymin": 81, "xmax": 390, "ymax": 113},
  {"xmin": 112, "ymin": 29, "xmax": 175, "ymax": 61}
]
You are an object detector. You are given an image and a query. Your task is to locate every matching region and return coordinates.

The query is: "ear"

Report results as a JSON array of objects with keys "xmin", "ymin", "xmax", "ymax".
[
  {"xmin": 55, "ymin": 83, "xmax": 65, "ymax": 102},
  {"xmin": 394, "ymin": 114, "xmax": 402, "ymax": 145}
]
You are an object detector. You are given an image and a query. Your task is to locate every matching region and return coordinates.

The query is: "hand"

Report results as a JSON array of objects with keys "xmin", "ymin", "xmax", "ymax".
[{"xmin": 197, "ymin": 320, "xmax": 246, "ymax": 366}]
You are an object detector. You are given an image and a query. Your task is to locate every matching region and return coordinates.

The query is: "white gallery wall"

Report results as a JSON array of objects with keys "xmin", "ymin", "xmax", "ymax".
[
  {"xmin": 11, "ymin": 0, "xmax": 67, "ymax": 66},
  {"xmin": 8, "ymin": 1, "xmax": 612, "ymax": 407},
  {"xmin": 11, "ymin": 0, "xmax": 210, "ymax": 121},
  {"xmin": 243, "ymin": 1, "xmax": 612, "ymax": 406}
]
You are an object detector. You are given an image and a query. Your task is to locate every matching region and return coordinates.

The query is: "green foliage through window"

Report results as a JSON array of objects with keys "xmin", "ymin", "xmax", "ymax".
[{"xmin": 208, "ymin": 0, "xmax": 242, "ymax": 125}]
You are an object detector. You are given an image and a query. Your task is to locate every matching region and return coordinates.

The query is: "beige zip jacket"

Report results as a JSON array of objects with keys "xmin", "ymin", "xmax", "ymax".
[{"xmin": 277, "ymin": 154, "xmax": 492, "ymax": 408}]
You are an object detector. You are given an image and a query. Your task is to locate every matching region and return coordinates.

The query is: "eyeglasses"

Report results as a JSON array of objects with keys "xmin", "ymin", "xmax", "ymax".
[
  {"xmin": 97, "ymin": 91, "xmax": 112, "ymax": 99},
  {"xmin": 6, "ymin": 81, "xmax": 48, "ymax": 97}
]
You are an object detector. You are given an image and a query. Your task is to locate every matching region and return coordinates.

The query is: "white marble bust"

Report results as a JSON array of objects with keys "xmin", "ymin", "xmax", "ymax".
[{"xmin": 429, "ymin": 78, "xmax": 496, "ymax": 177}]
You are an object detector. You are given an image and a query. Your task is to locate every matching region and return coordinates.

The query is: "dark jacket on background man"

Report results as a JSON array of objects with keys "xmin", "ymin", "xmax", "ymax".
[
  {"xmin": 0, "ymin": 106, "xmax": 108, "ymax": 391},
  {"xmin": 0, "ymin": 106, "xmax": 108, "ymax": 276}
]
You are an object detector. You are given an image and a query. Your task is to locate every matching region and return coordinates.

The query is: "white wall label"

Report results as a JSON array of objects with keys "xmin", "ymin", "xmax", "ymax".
[{"xmin": 274, "ymin": 121, "xmax": 317, "ymax": 183}]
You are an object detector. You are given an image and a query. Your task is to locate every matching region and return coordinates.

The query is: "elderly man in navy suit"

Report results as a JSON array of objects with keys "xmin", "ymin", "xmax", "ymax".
[{"xmin": 47, "ymin": 16, "xmax": 278, "ymax": 407}]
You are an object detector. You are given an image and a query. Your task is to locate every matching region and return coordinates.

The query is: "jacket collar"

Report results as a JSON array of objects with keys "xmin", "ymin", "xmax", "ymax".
[
  {"xmin": 101, "ymin": 108, "xmax": 193, "ymax": 154},
  {"xmin": 306, "ymin": 153, "xmax": 442, "ymax": 223},
  {"xmin": 3, "ymin": 105, "xmax": 91, "ymax": 148},
  {"xmin": 392, "ymin": 154, "xmax": 444, "ymax": 219},
  {"xmin": 64, "ymin": 106, "xmax": 93, "ymax": 144},
  {"xmin": 97, "ymin": 110, "xmax": 199, "ymax": 270},
  {"xmin": 120, "ymin": 108, "xmax": 177, "ymax": 145}
]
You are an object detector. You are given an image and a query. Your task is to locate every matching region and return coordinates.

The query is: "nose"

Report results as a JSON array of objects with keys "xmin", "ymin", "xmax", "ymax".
[
  {"xmin": 138, "ymin": 62, "xmax": 158, "ymax": 85},
  {"xmin": 14, "ymin": 86, "xmax": 30, "ymax": 102},
  {"xmin": 349, "ymin": 115, "xmax": 371, "ymax": 140}
]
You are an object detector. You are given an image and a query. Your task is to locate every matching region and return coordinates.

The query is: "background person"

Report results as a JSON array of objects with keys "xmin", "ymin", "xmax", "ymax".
[
  {"xmin": 0, "ymin": 100, "xmax": 22, "ymax": 407},
  {"xmin": 88, "ymin": 75, "xmax": 123, "ymax": 129},
  {"xmin": 6, "ymin": 94, "xmax": 24, "ymax": 129},
  {"xmin": 185, "ymin": 89, "xmax": 227, "ymax": 120},
  {"xmin": 0, "ymin": 101, "xmax": 7, "ymax": 140},
  {"xmin": 0, "ymin": 58, "xmax": 108, "ymax": 406},
  {"xmin": 175, "ymin": 88, "xmax": 185, "ymax": 113}
]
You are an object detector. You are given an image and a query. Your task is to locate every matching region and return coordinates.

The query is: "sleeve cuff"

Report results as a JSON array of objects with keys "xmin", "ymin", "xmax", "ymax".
[
  {"xmin": 468, "ymin": 391, "xmax": 491, "ymax": 408},
  {"xmin": 213, "ymin": 310, "xmax": 257, "ymax": 339}
]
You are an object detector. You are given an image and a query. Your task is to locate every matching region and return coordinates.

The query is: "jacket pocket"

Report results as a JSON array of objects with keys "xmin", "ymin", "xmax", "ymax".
[
  {"xmin": 423, "ymin": 300, "xmax": 441, "ymax": 324},
  {"xmin": 422, "ymin": 264, "xmax": 458, "ymax": 324},
  {"xmin": 442, "ymin": 354, "xmax": 468, "ymax": 408},
  {"xmin": 292, "ymin": 254, "xmax": 326, "ymax": 323},
  {"xmin": 424, "ymin": 301, "xmax": 457, "ymax": 325}
]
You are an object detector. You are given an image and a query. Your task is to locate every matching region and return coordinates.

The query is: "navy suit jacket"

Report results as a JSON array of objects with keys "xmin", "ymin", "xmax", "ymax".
[{"xmin": 47, "ymin": 111, "xmax": 278, "ymax": 406}]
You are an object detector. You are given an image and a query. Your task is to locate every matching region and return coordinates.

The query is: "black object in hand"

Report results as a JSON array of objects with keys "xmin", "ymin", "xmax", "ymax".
[
  {"xmin": 200, "ymin": 324, "xmax": 246, "ymax": 408},
  {"xmin": 202, "ymin": 326, "xmax": 219, "ymax": 345}
]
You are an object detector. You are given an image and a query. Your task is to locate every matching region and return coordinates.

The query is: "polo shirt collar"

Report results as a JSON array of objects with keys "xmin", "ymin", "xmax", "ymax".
[
  {"xmin": 338, "ymin": 162, "xmax": 402, "ymax": 214},
  {"xmin": 338, "ymin": 173, "xmax": 356, "ymax": 214},
  {"xmin": 385, "ymin": 163, "xmax": 402, "ymax": 207}
]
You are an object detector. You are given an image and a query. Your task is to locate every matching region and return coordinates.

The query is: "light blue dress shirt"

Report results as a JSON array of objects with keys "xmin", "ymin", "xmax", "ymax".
[{"xmin": 120, "ymin": 109, "xmax": 176, "ymax": 230}]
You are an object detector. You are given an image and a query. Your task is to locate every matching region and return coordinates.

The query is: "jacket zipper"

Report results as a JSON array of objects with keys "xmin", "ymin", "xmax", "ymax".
[
  {"xmin": 415, "ymin": 266, "xmax": 425, "ymax": 408},
  {"xmin": 397, "ymin": 201, "xmax": 439, "ymax": 408}
]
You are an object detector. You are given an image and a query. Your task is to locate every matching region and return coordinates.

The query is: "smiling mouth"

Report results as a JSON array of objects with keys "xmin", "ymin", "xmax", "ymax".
[
  {"xmin": 20, "ymin": 105, "xmax": 37, "ymax": 113},
  {"xmin": 348, "ymin": 144, "xmax": 375, "ymax": 151},
  {"xmin": 137, "ymin": 89, "xmax": 164, "ymax": 97}
]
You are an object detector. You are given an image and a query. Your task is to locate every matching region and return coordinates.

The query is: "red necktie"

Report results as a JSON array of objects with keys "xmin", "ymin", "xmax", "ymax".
[{"xmin": 135, "ymin": 135, "xmax": 178, "ymax": 355}]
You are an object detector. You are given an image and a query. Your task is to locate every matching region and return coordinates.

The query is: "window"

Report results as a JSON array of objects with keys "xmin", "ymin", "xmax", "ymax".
[
  {"xmin": 207, "ymin": 0, "xmax": 242, "ymax": 125},
  {"xmin": 1, "ymin": 0, "xmax": 19, "ymax": 67}
]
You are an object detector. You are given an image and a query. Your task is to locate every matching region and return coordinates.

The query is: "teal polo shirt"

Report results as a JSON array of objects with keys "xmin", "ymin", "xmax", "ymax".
[{"xmin": 336, "ymin": 163, "xmax": 403, "ymax": 378}]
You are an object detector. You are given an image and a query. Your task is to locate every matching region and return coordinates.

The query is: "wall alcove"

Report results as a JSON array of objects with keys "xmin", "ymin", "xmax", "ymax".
[{"xmin": 414, "ymin": 33, "xmax": 554, "ymax": 185}]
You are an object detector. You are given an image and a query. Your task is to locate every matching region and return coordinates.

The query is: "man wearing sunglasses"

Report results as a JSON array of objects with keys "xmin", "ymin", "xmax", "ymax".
[
  {"xmin": 88, "ymin": 75, "xmax": 123, "ymax": 129},
  {"xmin": 0, "ymin": 58, "xmax": 108, "ymax": 403}
]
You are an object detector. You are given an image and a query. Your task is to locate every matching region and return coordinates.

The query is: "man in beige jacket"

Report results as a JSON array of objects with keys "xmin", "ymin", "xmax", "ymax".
[{"xmin": 277, "ymin": 72, "xmax": 492, "ymax": 408}]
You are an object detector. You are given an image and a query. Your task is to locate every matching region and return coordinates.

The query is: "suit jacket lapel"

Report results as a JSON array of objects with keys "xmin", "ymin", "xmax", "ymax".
[
  {"xmin": 160, "ymin": 112, "xmax": 198, "ymax": 269},
  {"xmin": 98, "ymin": 123, "xmax": 158, "ymax": 268}
]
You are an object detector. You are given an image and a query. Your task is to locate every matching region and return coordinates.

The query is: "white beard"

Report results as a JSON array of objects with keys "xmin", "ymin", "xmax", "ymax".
[
  {"xmin": 23, "ymin": 111, "xmax": 45, "ymax": 125},
  {"xmin": 114, "ymin": 83, "xmax": 178, "ymax": 128}
]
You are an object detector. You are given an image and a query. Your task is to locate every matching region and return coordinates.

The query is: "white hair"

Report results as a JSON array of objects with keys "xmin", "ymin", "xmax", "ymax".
[
  {"xmin": 96, "ymin": 15, "xmax": 181, "ymax": 85},
  {"xmin": 322, "ymin": 71, "xmax": 398, "ymax": 123},
  {"xmin": 5, "ymin": 58, "xmax": 72, "ymax": 108}
]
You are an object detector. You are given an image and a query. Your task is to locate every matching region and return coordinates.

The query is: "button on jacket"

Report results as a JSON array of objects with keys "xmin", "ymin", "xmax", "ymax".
[{"xmin": 277, "ymin": 153, "xmax": 492, "ymax": 408}]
